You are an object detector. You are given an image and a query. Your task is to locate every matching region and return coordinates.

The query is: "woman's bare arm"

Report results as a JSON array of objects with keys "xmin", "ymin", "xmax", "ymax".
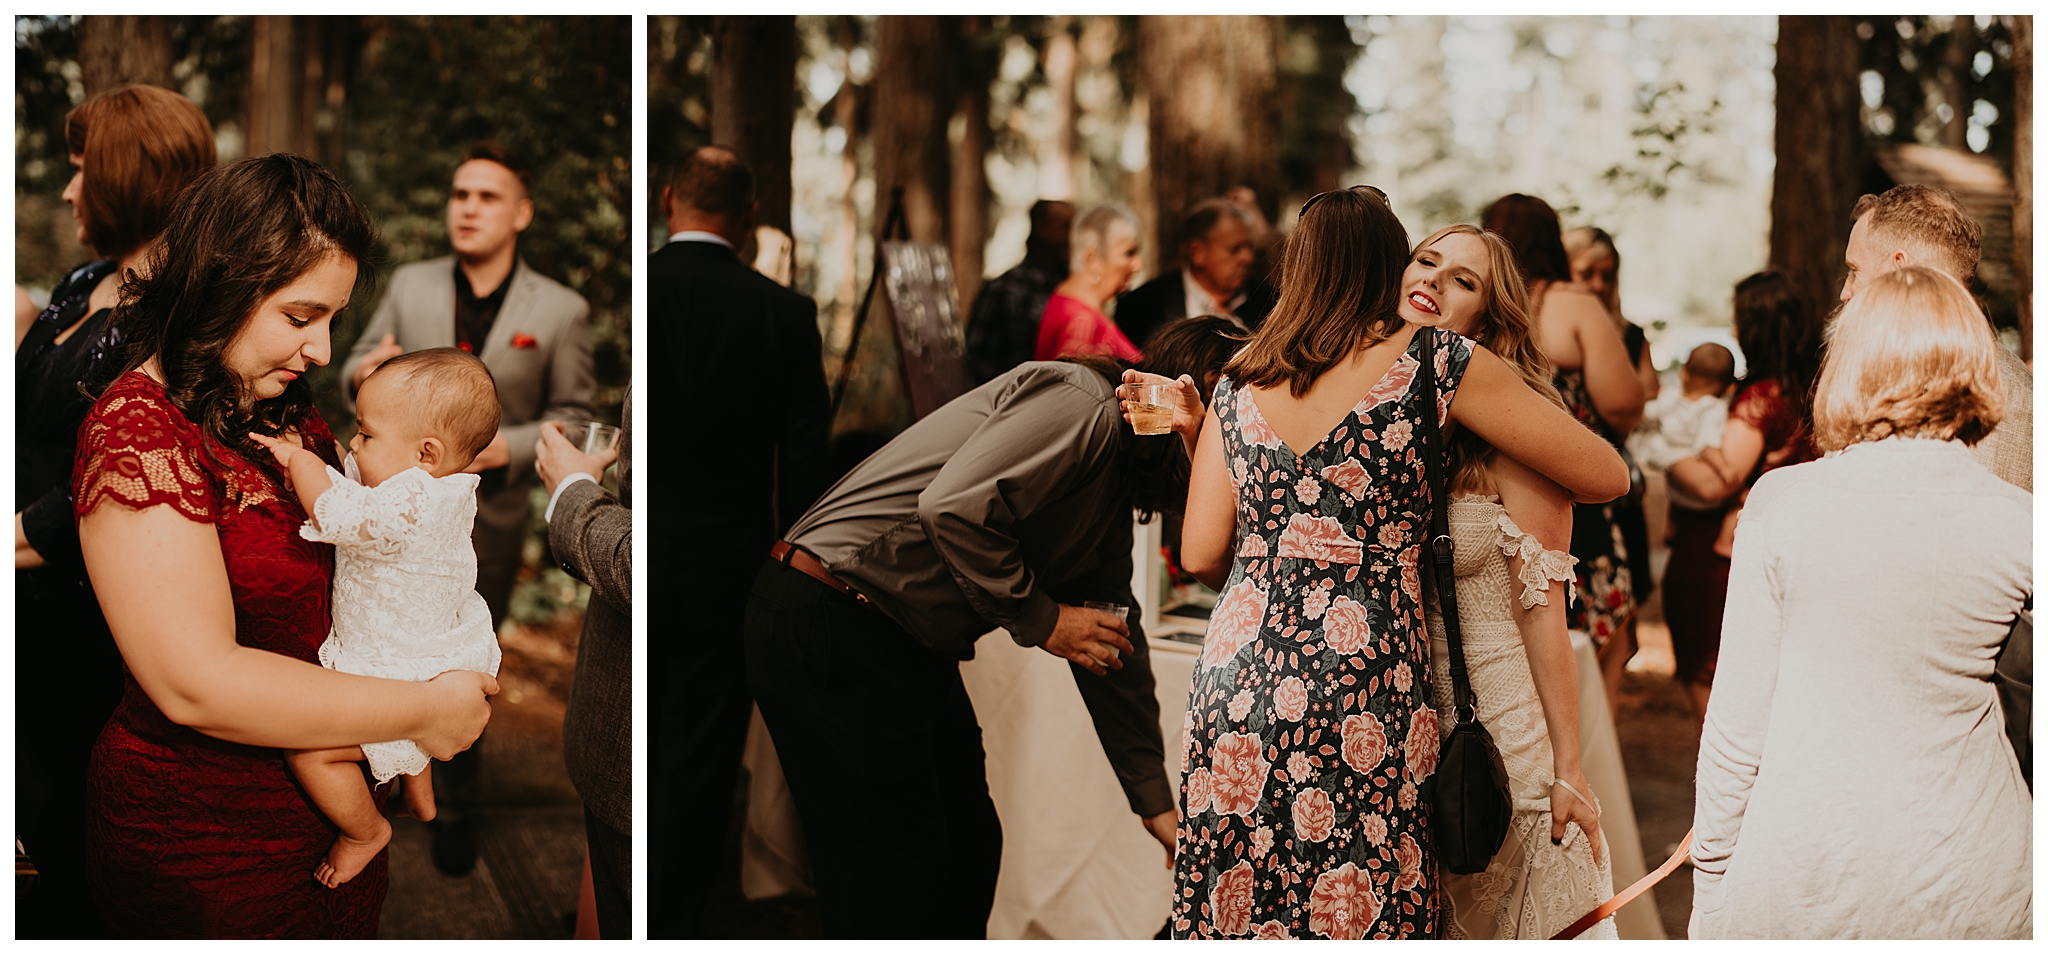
[
  {"xmin": 1491, "ymin": 455, "xmax": 1602, "ymax": 861},
  {"xmin": 1553, "ymin": 289, "xmax": 1645, "ymax": 434},
  {"xmin": 1450, "ymin": 345, "xmax": 1631, "ymax": 504},
  {"xmin": 1635, "ymin": 341, "xmax": 1661, "ymax": 402},
  {"xmin": 1666, "ymin": 417, "xmax": 1765, "ymax": 505},
  {"xmin": 80, "ymin": 501, "xmax": 497, "ymax": 756},
  {"xmin": 1179, "ymin": 407, "xmax": 1235, "ymax": 591}
]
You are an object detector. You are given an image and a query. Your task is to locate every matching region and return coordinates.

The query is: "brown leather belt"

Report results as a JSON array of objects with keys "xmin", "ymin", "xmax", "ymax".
[{"xmin": 770, "ymin": 540, "xmax": 874, "ymax": 607}]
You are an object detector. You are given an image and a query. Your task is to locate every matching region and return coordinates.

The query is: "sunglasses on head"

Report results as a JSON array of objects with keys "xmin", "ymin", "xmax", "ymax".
[{"xmin": 1298, "ymin": 185, "xmax": 1389, "ymax": 219}]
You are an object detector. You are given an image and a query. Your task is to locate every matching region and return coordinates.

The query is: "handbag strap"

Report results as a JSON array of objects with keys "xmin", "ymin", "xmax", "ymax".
[{"xmin": 1415, "ymin": 330, "xmax": 1476, "ymax": 725}]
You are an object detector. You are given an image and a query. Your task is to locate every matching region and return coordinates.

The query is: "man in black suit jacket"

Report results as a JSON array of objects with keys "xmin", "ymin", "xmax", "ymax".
[
  {"xmin": 1113, "ymin": 197, "xmax": 1278, "ymax": 350},
  {"xmin": 648, "ymin": 146, "xmax": 831, "ymax": 937}
]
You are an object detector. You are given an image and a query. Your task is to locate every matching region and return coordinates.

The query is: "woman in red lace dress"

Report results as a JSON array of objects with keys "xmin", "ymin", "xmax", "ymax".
[
  {"xmin": 1662, "ymin": 271, "xmax": 1823, "ymax": 726},
  {"xmin": 73, "ymin": 156, "xmax": 498, "ymax": 938}
]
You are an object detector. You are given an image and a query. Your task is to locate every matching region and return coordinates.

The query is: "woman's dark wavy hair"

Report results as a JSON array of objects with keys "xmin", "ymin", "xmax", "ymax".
[
  {"xmin": 1732, "ymin": 269, "xmax": 1824, "ymax": 424},
  {"xmin": 106, "ymin": 154, "xmax": 377, "ymax": 469},
  {"xmin": 1222, "ymin": 187, "xmax": 1409, "ymax": 397},
  {"xmin": 1063, "ymin": 316, "xmax": 1250, "ymax": 518},
  {"xmin": 1481, "ymin": 193, "xmax": 1572, "ymax": 284}
]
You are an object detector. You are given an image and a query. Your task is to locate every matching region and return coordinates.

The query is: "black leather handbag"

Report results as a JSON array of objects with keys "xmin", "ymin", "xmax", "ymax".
[
  {"xmin": 1415, "ymin": 330, "xmax": 1514, "ymax": 875},
  {"xmin": 1994, "ymin": 598, "xmax": 2031, "ymax": 789}
]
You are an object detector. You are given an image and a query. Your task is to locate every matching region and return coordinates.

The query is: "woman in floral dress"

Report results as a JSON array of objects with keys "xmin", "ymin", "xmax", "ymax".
[{"xmin": 1167, "ymin": 188, "xmax": 1629, "ymax": 939}]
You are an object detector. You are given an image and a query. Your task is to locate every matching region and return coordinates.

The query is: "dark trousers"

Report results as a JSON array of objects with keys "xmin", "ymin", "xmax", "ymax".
[
  {"xmin": 584, "ymin": 808, "xmax": 632, "ymax": 940},
  {"xmin": 743, "ymin": 558, "xmax": 1003, "ymax": 939},
  {"xmin": 15, "ymin": 578, "xmax": 122, "ymax": 938},
  {"xmin": 648, "ymin": 569, "xmax": 754, "ymax": 937}
]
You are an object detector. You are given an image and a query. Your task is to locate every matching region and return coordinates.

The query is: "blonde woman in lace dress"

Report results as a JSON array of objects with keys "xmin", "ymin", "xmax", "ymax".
[{"xmin": 1398, "ymin": 224, "xmax": 1614, "ymax": 939}]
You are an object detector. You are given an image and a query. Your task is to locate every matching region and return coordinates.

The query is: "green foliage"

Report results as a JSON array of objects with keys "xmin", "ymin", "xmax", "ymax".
[
  {"xmin": 1600, "ymin": 81, "xmax": 1726, "ymax": 200},
  {"xmin": 334, "ymin": 15, "xmax": 631, "ymax": 427}
]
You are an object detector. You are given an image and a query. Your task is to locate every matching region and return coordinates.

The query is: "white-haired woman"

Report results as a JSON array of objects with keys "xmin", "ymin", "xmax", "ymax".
[
  {"xmin": 1035, "ymin": 204, "xmax": 1143, "ymax": 361},
  {"xmin": 1690, "ymin": 266, "xmax": 2031, "ymax": 939}
]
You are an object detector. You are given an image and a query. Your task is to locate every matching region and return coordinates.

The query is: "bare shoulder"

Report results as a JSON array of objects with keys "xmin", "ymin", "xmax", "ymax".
[{"xmin": 1543, "ymin": 283, "xmax": 1611, "ymax": 326}]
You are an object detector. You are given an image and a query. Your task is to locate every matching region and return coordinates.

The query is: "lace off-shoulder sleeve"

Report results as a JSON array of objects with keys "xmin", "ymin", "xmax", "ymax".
[
  {"xmin": 72, "ymin": 381, "xmax": 220, "ymax": 524},
  {"xmin": 1493, "ymin": 511, "xmax": 1579, "ymax": 610},
  {"xmin": 300, "ymin": 467, "xmax": 429, "ymax": 557}
]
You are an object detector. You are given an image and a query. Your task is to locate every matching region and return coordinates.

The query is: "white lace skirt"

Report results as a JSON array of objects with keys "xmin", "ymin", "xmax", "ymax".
[{"xmin": 1429, "ymin": 624, "xmax": 1617, "ymax": 940}]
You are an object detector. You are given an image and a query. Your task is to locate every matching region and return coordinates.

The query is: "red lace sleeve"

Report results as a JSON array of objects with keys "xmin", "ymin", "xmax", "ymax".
[{"xmin": 72, "ymin": 373, "xmax": 220, "ymax": 524}]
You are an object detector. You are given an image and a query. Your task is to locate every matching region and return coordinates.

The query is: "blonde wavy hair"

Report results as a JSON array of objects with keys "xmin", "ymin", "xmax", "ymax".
[
  {"xmin": 1812, "ymin": 266, "xmax": 2004, "ymax": 451},
  {"xmin": 1411, "ymin": 224, "xmax": 1564, "ymax": 492}
]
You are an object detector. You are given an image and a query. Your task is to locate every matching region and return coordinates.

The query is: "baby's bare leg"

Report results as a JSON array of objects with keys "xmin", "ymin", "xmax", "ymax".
[
  {"xmin": 286, "ymin": 746, "xmax": 392, "ymax": 889},
  {"xmin": 402, "ymin": 762, "xmax": 437, "ymax": 822}
]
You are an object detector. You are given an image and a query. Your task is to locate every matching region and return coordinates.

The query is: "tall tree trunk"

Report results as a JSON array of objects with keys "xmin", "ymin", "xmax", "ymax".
[
  {"xmin": 246, "ymin": 16, "xmax": 303, "ymax": 157},
  {"xmin": 2013, "ymin": 15, "xmax": 2033, "ymax": 362},
  {"xmin": 711, "ymin": 15, "xmax": 797, "ymax": 271},
  {"xmin": 1139, "ymin": 16, "xmax": 1281, "ymax": 273},
  {"xmin": 1038, "ymin": 18, "xmax": 1078, "ymax": 201},
  {"xmin": 950, "ymin": 15, "xmax": 992, "ymax": 309},
  {"xmin": 711, "ymin": 16, "xmax": 797, "ymax": 235},
  {"xmin": 1770, "ymin": 16, "xmax": 1863, "ymax": 319},
  {"xmin": 78, "ymin": 16, "xmax": 173, "ymax": 95},
  {"xmin": 873, "ymin": 16, "xmax": 954, "ymax": 246}
]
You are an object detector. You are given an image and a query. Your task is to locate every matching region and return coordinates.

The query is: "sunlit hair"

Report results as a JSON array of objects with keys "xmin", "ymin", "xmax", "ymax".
[
  {"xmin": 1412, "ymin": 224, "xmax": 1565, "ymax": 491},
  {"xmin": 1812, "ymin": 266, "xmax": 2003, "ymax": 451},
  {"xmin": 1852, "ymin": 183, "xmax": 1982, "ymax": 284},
  {"xmin": 1223, "ymin": 186, "xmax": 1409, "ymax": 396},
  {"xmin": 369, "ymin": 347, "xmax": 503, "ymax": 464},
  {"xmin": 1069, "ymin": 204, "xmax": 1140, "ymax": 274},
  {"xmin": 65, "ymin": 83, "xmax": 217, "ymax": 259}
]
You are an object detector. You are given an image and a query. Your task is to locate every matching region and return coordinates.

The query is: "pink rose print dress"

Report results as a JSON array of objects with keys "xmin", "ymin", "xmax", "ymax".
[{"xmin": 1171, "ymin": 327, "xmax": 1472, "ymax": 940}]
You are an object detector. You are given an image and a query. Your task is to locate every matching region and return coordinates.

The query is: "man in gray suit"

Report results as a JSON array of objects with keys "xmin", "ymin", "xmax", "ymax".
[
  {"xmin": 1841, "ymin": 183, "xmax": 2031, "ymax": 491},
  {"xmin": 342, "ymin": 140, "xmax": 595, "ymax": 874},
  {"xmin": 537, "ymin": 400, "xmax": 630, "ymax": 939}
]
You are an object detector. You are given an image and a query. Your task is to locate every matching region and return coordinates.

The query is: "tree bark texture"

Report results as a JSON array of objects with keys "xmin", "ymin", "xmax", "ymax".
[
  {"xmin": 711, "ymin": 15, "xmax": 797, "ymax": 234},
  {"xmin": 873, "ymin": 16, "xmax": 954, "ymax": 247},
  {"xmin": 78, "ymin": 16, "xmax": 172, "ymax": 96},
  {"xmin": 2013, "ymin": 15, "xmax": 2032, "ymax": 362},
  {"xmin": 950, "ymin": 15, "xmax": 993, "ymax": 306},
  {"xmin": 1139, "ymin": 15, "xmax": 1280, "ymax": 272},
  {"xmin": 1770, "ymin": 16, "xmax": 1864, "ymax": 319},
  {"xmin": 245, "ymin": 16, "xmax": 302, "ymax": 158}
]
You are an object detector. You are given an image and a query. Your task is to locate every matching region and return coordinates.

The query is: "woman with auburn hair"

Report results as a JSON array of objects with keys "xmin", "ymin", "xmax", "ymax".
[
  {"xmin": 1165, "ymin": 188, "xmax": 1627, "ymax": 939},
  {"xmin": 1663, "ymin": 271, "xmax": 1824, "ymax": 724},
  {"xmin": 14, "ymin": 82, "xmax": 216, "ymax": 937},
  {"xmin": 1483, "ymin": 195, "xmax": 1644, "ymax": 717},
  {"xmin": 1399, "ymin": 224, "xmax": 1615, "ymax": 939},
  {"xmin": 75, "ymin": 155, "xmax": 496, "ymax": 938},
  {"xmin": 1691, "ymin": 267, "xmax": 2030, "ymax": 939}
]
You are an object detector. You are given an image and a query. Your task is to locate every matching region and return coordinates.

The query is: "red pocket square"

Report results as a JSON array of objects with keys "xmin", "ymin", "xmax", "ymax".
[{"xmin": 511, "ymin": 332, "xmax": 538, "ymax": 349}]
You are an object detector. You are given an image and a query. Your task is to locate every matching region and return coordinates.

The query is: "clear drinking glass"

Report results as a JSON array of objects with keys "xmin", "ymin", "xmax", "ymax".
[
  {"xmin": 581, "ymin": 422, "xmax": 621, "ymax": 456},
  {"xmin": 1128, "ymin": 381, "xmax": 1176, "ymax": 435}
]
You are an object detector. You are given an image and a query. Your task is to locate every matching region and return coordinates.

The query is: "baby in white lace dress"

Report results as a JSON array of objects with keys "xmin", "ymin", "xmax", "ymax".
[{"xmin": 252, "ymin": 348, "xmax": 502, "ymax": 889}]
